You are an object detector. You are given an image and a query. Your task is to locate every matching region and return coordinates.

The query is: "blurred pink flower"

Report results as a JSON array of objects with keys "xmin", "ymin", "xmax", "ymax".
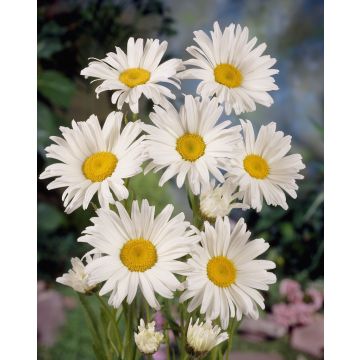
[
  {"xmin": 279, "ymin": 279, "xmax": 303, "ymax": 303},
  {"xmin": 294, "ymin": 303, "xmax": 313, "ymax": 326},
  {"xmin": 272, "ymin": 303, "xmax": 298, "ymax": 327},
  {"xmin": 154, "ymin": 311, "xmax": 165, "ymax": 331},
  {"xmin": 272, "ymin": 302, "xmax": 313, "ymax": 327},
  {"xmin": 152, "ymin": 345, "xmax": 167, "ymax": 360},
  {"xmin": 305, "ymin": 288, "xmax": 323, "ymax": 312}
]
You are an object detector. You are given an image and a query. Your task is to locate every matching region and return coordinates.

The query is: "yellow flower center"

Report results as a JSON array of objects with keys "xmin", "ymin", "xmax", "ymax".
[
  {"xmin": 176, "ymin": 133, "xmax": 206, "ymax": 162},
  {"xmin": 82, "ymin": 151, "xmax": 118, "ymax": 182},
  {"xmin": 119, "ymin": 68, "xmax": 151, "ymax": 88},
  {"xmin": 120, "ymin": 238, "xmax": 157, "ymax": 272},
  {"xmin": 214, "ymin": 63, "xmax": 243, "ymax": 88},
  {"xmin": 243, "ymin": 154, "xmax": 270, "ymax": 179},
  {"xmin": 207, "ymin": 256, "xmax": 236, "ymax": 288}
]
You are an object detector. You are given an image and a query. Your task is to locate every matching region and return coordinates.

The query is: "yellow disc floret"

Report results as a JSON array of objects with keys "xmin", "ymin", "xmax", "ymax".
[
  {"xmin": 82, "ymin": 151, "xmax": 118, "ymax": 182},
  {"xmin": 207, "ymin": 256, "xmax": 236, "ymax": 288},
  {"xmin": 214, "ymin": 63, "xmax": 243, "ymax": 88},
  {"xmin": 243, "ymin": 154, "xmax": 270, "ymax": 179},
  {"xmin": 119, "ymin": 68, "xmax": 151, "ymax": 88},
  {"xmin": 176, "ymin": 133, "xmax": 206, "ymax": 162},
  {"xmin": 120, "ymin": 238, "xmax": 157, "ymax": 272}
]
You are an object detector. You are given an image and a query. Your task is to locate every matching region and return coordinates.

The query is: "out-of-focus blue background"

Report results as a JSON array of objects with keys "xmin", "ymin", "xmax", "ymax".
[{"xmin": 38, "ymin": 1, "xmax": 323, "ymax": 358}]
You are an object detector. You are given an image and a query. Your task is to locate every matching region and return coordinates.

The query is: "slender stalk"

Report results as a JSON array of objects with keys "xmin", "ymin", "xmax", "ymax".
[
  {"xmin": 99, "ymin": 307, "xmax": 112, "ymax": 360},
  {"xmin": 125, "ymin": 301, "xmax": 135, "ymax": 360},
  {"xmin": 179, "ymin": 302, "xmax": 191, "ymax": 360},
  {"xmin": 106, "ymin": 321, "xmax": 120, "ymax": 358},
  {"xmin": 185, "ymin": 180, "xmax": 203, "ymax": 229},
  {"xmin": 95, "ymin": 294, "xmax": 123, "ymax": 355},
  {"xmin": 78, "ymin": 294, "xmax": 106, "ymax": 359},
  {"xmin": 164, "ymin": 328, "xmax": 171, "ymax": 360},
  {"xmin": 145, "ymin": 302, "xmax": 151, "ymax": 322},
  {"xmin": 225, "ymin": 318, "xmax": 238, "ymax": 360}
]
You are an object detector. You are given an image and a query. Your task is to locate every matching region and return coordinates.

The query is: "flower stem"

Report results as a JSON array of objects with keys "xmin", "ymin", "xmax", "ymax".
[
  {"xmin": 95, "ymin": 294, "xmax": 123, "ymax": 355},
  {"xmin": 124, "ymin": 301, "xmax": 136, "ymax": 360},
  {"xmin": 225, "ymin": 318, "xmax": 238, "ymax": 360},
  {"xmin": 165, "ymin": 328, "xmax": 171, "ymax": 360},
  {"xmin": 78, "ymin": 293, "xmax": 106, "ymax": 359},
  {"xmin": 185, "ymin": 181, "xmax": 203, "ymax": 229}
]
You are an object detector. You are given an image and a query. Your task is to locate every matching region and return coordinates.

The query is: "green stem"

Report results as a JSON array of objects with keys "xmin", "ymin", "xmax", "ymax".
[
  {"xmin": 185, "ymin": 180, "xmax": 203, "ymax": 229},
  {"xmin": 96, "ymin": 294, "xmax": 123, "ymax": 355},
  {"xmin": 78, "ymin": 294, "xmax": 106, "ymax": 360},
  {"xmin": 225, "ymin": 318, "xmax": 238, "ymax": 360},
  {"xmin": 165, "ymin": 328, "xmax": 171, "ymax": 360},
  {"xmin": 145, "ymin": 302, "xmax": 151, "ymax": 322},
  {"xmin": 124, "ymin": 301, "xmax": 135, "ymax": 360},
  {"xmin": 106, "ymin": 321, "xmax": 120, "ymax": 358},
  {"xmin": 179, "ymin": 302, "xmax": 191, "ymax": 360}
]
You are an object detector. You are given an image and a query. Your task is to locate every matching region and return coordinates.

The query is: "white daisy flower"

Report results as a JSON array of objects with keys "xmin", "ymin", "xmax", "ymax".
[
  {"xmin": 186, "ymin": 318, "xmax": 228, "ymax": 357},
  {"xmin": 134, "ymin": 319, "xmax": 164, "ymax": 355},
  {"xmin": 79, "ymin": 199, "xmax": 195, "ymax": 309},
  {"xmin": 180, "ymin": 21, "xmax": 279, "ymax": 115},
  {"xmin": 56, "ymin": 254, "xmax": 100, "ymax": 294},
  {"xmin": 199, "ymin": 179, "xmax": 249, "ymax": 222},
  {"xmin": 142, "ymin": 95, "xmax": 242, "ymax": 195},
  {"xmin": 80, "ymin": 38, "xmax": 184, "ymax": 113},
  {"xmin": 39, "ymin": 112, "xmax": 145, "ymax": 213},
  {"xmin": 180, "ymin": 216, "xmax": 276, "ymax": 329},
  {"xmin": 228, "ymin": 120, "xmax": 305, "ymax": 212}
]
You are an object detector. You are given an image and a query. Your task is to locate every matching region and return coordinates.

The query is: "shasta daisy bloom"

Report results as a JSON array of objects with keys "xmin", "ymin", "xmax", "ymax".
[
  {"xmin": 80, "ymin": 37, "xmax": 184, "ymax": 113},
  {"xmin": 180, "ymin": 216, "xmax": 276, "ymax": 329},
  {"xmin": 186, "ymin": 318, "xmax": 228, "ymax": 357},
  {"xmin": 228, "ymin": 120, "xmax": 305, "ymax": 212},
  {"xmin": 199, "ymin": 179, "xmax": 249, "ymax": 222},
  {"xmin": 143, "ymin": 95, "xmax": 242, "ymax": 195},
  {"xmin": 79, "ymin": 200, "xmax": 196, "ymax": 309},
  {"xmin": 134, "ymin": 319, "xmax": 164, "ymax": 355},
  {"xmin": 56, "ymin": 254, "xmax": 100, "ymax": 294},
  {"xmin": 179, "ymin": 21, "xmax": 278, "ymax": 115},
  {"xmin": 39, "ymin": 112, "xmax": 145, "ymax": 213}
]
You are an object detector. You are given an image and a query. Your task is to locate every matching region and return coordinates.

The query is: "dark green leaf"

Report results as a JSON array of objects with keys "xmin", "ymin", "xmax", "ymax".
[
  {"xmin": 37, "ymin": 202, "xmax": 66, "ymax": 232},
  {"xmin": 38, "ymin": 70, "xmax": 75, "ymax": 108}
]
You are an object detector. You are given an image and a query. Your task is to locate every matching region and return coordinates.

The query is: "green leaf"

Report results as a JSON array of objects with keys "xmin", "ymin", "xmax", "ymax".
[
  {"xmin": 37, "ymin": 102, "xmax": 59, "ymax": 147},
  {"xmin": 280, "ymin": 222, "xmax": 295, "ymax": 242},
  {"xmin": 38, "ymin": 70, "xmax": 75, "ymax": 108},
  {"xmin": 37, "ymin": 40, "xmax": 63, "ymax": 59},
  {"xmin": 37, "ymin": 202, "xmax": 66, "ymax": 232}
]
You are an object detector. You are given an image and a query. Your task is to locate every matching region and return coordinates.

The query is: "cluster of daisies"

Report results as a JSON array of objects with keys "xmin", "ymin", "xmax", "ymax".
[{"xmin": 41, "ymin": 22, "xmax": 305, "ymax": 359}]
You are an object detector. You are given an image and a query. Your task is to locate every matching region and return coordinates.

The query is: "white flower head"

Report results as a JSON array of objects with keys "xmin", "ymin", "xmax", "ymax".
[
  {"xmin": 134, "ymin": 319, "xmax": 164, "ymax": 355},
  {"xmin": 80, "ymin": 38, "xmax": 184, "ymax": 113},
  {"xmin": 228, "ymin": 120, "xmax": 305, "ymax": 212},
  {"xmin": 40, "ymin": 112, "xmax": 145, "ymax": 213},
  {"xmin": 143, "ymin": 95, "xmax": 242, "ymax": 195},
  {"xmin": 186, "ymin": 318, "xmax": 228, "ymax": 357},
  {"xmin": 180, "ymin": 216, "xmax": 276, "ymax": 329},
  {"xmin": 56, "ymin": 254, "xmax": 100, "ymax": 294},
  {"xmin": 180, "ymin": 21, "xmax": 278, "ymax": 115},
  {"xmin": 199, "ymin": 179, "xmax": 249, "ymax": 221},
  {"xmin": 79, "ymin": 199, "xmax": 196, "ymax": 310}
]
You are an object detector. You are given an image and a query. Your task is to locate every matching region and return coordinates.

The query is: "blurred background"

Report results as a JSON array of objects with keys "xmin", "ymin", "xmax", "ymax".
[{"xmin": 37, "ymin": 0, "xmax": 323, "ymax": 359}]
